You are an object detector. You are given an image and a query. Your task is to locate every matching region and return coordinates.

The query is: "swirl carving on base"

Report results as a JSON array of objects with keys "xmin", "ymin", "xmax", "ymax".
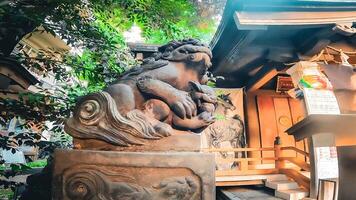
[{"xmin": 62, "ymin": 166, "xmax": 200, "ymax": 200}]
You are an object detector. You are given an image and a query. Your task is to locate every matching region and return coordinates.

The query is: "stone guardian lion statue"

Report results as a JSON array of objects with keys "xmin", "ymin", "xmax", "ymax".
[{"xmin": 65, "ymin": 39, "xmax": 217, "ymax": 148}]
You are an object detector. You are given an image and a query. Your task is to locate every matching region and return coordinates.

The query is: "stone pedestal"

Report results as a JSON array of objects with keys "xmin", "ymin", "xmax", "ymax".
[
  {"xmin": 52, "ymin": 149, "xmax": 215, "ymax": 200},
  {"xmin": 73, "ymin": 132, "xmax": 202, "ymax": 152}
]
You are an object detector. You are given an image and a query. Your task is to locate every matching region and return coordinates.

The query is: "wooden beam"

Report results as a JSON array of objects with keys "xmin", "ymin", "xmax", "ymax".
[
  {"xmin": 235, "ymin": 11, "xmax": 356, "ymax": 27},
  {"xmin": 0, "ymin": 92, "xmax": 20, "ymax": 100},
  {"xmin": 216, "ymin": 180, "xmax": 263, "ymax": 186},
  {"xmin": 280, "ymin": 157, "xmax": 311, "ymax": 171},
  {"xmin": 216, "ymin": 157, "xmax": 277, "ymax": 163},
  {"xmin": 216, "ymin": 169, "xmax": 278, "ymax": 176},
  {"xmin": 281, "ymin": 146, "xmax": 310, "ymax": 158},
  {"xmin": 246, "ymin": 65, "xmax": 278, "ymax": 92},
  {"xmin": 202, "ymin": 147, "xmax": 275, "ymax": 152}
]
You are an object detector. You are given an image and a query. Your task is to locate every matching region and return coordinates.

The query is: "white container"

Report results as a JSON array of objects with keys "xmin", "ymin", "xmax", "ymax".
[{"xmin": 286, "ymin": 61, "xmax": 319, "ymax": 88}]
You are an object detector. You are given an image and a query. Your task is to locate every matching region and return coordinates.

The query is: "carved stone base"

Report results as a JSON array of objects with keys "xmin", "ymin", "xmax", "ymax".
[
  {"xmin": 73, "ymin": 132, "xmax": 202, "ymax": 152},
  {"xmin": 52, "ymin": 149, "xmax": 215, "ymax": 200}
]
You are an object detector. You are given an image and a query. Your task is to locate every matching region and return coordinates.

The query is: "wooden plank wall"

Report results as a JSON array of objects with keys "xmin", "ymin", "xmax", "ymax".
[
  {"xmin": 246, "ymin": 90, "xmax": 307, "ymax": 162},
  {"xmin": 289, "ymin": 98, "xmax": 307, "ymax": 161},
  {"xmin": 257, "ymin": 96, "xmax": 277, "ymax": 163},
  {"xmin": 273, "ymin": 97, "xmax": 296, "ymax": 157}
]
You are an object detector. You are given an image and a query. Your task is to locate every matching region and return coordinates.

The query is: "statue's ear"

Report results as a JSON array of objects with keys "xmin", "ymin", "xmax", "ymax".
[{"xmin": 226, "ymin": 93, "xmax": 231, "ymax": 97}]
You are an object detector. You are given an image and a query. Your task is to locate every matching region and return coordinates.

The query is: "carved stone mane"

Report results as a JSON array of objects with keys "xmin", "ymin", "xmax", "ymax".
[{"xmin": 118, "ymin": 39, "xmax": 211, "ymax": 81}]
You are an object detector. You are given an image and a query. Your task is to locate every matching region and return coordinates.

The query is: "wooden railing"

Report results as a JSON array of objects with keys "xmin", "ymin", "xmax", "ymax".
[
  {"xmin": 281, "ymin": 146, "xmax": 310, "ymax": 157},
  {"xmin": 275, "ymin": 140, "xmax": 311, "ymax": 190},
  {"xmin": 203, "ymin": 147, "xmax": 278, "ymax": 176},
  {"xmin": 202, "ymin": 137, "xmax": 311, "ymax": 190}
]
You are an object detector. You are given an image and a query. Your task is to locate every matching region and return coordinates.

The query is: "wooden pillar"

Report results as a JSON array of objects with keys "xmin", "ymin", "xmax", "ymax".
[{"xmin": 274, "ymin": 136, "xmax": 283, "ymax": 171}]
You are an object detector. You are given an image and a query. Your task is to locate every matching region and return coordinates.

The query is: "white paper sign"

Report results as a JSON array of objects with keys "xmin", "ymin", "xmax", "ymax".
[
  {"xmin": 316, "ymin": 146, "xmax": 339, "ymax": 179},
  {"xmin": 303, "ymin": 88, "xmax": 340, "ymax": 115}
]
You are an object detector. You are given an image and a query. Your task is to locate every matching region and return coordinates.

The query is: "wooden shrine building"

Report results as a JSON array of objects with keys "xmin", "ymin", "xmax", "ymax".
[{"xmin": 209, "ymin": 0, "xmax": 356, "ymax": 199}]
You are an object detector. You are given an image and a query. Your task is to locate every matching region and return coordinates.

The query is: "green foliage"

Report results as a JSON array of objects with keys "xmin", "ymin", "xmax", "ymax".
[
  {"xmin": 0, "ymin": 160, "xmax": 47, "ymax": 171},
  {"xmin": 207, "ymin": 81, "xmax": 216, "ymax": 87},
  {"xmin": 0, "ymin": 188, "xmax": 13, "ymax": 199},
  {"xmin": 0, "ymin": 0, "xmax": 138, "ymax": 132},
  {"xmin": 95, "ymin": 0, "xmax": 217, "ymax": 44},
  {"xmin": 25, "ymin": 160, "xmax": 47, "ymax": 168},
  {"xmin": 65, "ymin": 48, "xmax": 136, "ymax": 87}
]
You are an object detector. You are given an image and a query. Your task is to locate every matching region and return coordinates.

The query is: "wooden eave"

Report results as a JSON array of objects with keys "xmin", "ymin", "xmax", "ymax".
[
  {"xmin": 0, "ymin": 57, "xmax": 39, "ymax": 90},
  {"xmin": 234, "ymin": 10, "xmax": 356, "ymax": 30}
]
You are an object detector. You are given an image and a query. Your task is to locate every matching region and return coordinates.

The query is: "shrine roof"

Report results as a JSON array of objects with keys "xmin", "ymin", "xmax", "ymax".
[{"xmin": 210, "ymin": 0, "xmax": 356, "ymax": 87}]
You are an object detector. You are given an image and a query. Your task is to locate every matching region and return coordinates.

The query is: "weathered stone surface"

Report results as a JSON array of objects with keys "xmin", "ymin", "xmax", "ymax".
[
  {"xmin": 52, "ymin": 149, "xmax": 215, "ymax": 200},
  {"xmin": 73, "ymin": 132, "xmax": 201, "ymax": 152}
]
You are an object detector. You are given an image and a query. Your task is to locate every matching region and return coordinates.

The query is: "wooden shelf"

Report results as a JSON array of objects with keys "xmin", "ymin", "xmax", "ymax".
[{"xmin": 286, "ymin": 114, "xmax": 356, "ymax": 141}]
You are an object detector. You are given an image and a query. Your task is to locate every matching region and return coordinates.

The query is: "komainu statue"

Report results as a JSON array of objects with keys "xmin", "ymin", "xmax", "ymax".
[
  {"xmin": 53, "ymin": 39, "xmax": 216, "ymax": 200},
  {"xmin": 65, "ymin": 39, "xmax": 217, "ymax": 148}
]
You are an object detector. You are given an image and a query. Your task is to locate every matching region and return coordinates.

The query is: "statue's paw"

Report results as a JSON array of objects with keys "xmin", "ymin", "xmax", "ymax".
[
  {"xmin": 153, "ymin": 123, "xmax": 173, "ymax": 137},
  {"xmin": 188, "ymin": 81, "xmax": 217, "ymax": 104},
  {"xmin": 171, "ymin": 92, "xmax": 197, "ymax": 119},
  {"xmin": 198, "ymin": 112, "xmax": 215, "ymax": 125},
  {"xmin": 200, "ymin": 103, "xmax": 215, "ymax": 113},
  {"xmin": 201, "ymin": 93, "xmax": 217, "ymax": 104}
]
